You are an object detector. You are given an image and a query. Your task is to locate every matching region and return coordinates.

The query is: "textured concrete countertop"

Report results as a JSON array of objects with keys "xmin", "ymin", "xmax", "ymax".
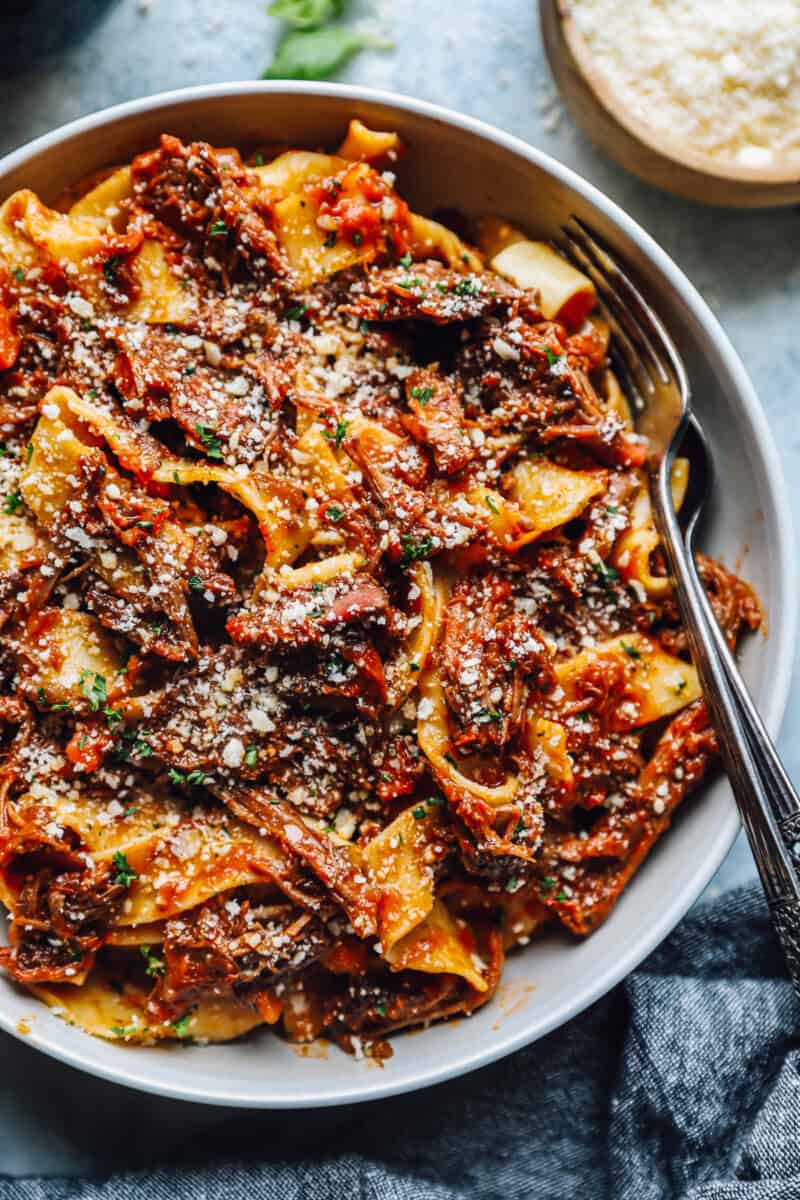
[{"xmin": 0, "ymin": 0, "xmax": 797, "ymax": 1174}]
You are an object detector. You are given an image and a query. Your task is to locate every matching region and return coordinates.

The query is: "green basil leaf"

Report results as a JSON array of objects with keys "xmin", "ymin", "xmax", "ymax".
[
  {"xmin": 267, "ymin": 0, "xmax": 344, "ymax": 30},
  {"xmin": 263, "ymin": 27, "xmax": 388, "ymax": 81}
]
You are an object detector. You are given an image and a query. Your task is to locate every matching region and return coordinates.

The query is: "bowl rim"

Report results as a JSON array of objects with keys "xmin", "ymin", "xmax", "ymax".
[{"xmin": 0, "ymin": 80, "xmax": 795, "ymax": 1108}]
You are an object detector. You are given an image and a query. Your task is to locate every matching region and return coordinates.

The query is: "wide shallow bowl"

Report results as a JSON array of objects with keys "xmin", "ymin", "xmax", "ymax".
[{"xmin": 0, "ymin": 82, "xmax": 795, "ymax": 1108}]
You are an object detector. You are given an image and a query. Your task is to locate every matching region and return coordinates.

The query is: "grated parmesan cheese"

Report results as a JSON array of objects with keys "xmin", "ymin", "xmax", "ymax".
[{"xmin": 570, "ymin": 0, "xmax": 800, "ymax": 164}]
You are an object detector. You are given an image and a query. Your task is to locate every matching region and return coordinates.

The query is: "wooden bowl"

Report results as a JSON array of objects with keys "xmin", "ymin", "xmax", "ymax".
[{"xmin": 540, "ymin": 0, "xmax": 800, "ymax": 207}]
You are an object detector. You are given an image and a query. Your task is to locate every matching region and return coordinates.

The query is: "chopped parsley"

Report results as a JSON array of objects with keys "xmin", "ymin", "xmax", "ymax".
[
  {"xmin": 325, "ymin": 505, "xmax": 344, "ymax": 522},
  {"xmin": 399, "ymin": 534, "xmax": 434, "ymax": 566},
  {"xmin": 412, "ymin": 805, "xmax": 427, "ymax": 820},
  {"xmin": 79, "ymin": 671, "xmax": 107, "ymax": 712},
  {"xmin": 545, "ymin": 347, "xmax": 563, "ymax": 366},
  {"xmin": 168, "ymin": 767, "xmax": 208, "ymax": 787},
  {"xmin": 36, "ymin": 687, "xmax": 72, "ymax": 713},
  {"xmin": 286, "ymin": 303, "xmax": 308, "ymax": 321},
  {"xmin": 102, "ymin": 255, "xmax": 120, "ymax": 285},
  {"xmin": 398, "ymin": 251, "xmax": 413, "ymax": 268},
  {"xmin": 592, "ymin": 559, "xmax": 620, "ymax": 585},
  {"xmin": 209, "ymin": 219, "xmax": 230, "ymax": 237},
  {"xmin": 452, "ymin": 276, "xmax": 479, "ymax": 298},
  {"xmin": 26, "ymin": 443, "xmax": 33, "ymax": 464},
  {"xmin": 621, "ymin": 641, "xmax": 641, "ymax": 660},
  {"xmin": 324, "ymin": 419, "xmax": 349, "ymax": 450},
  {"xmin": 244, "ymin": 745, "xmax": 259, "ymax": 769},
  {"xmin": 170, "ymin": 1008, "xmax": 196, "ymax": 1038},
  {"xmin": 140, "ymin": 945, "xmax": 166, "ymax": 978},
  {"xmin": 410, "ymin": 385, "xmax": 434, "ymax": 406},
  {"xmin": 12, "ymin": 266, "xmax": 24, "ymax": 281},
  {"xmin": 111, "ymin": 851, "xmax": 138, "ymax": 889},
  {"xmin": 3, "ymin": 492, "xmax": 22, "ymax": 515},
  {"xmin": 187, "ymin": 575, "xmax": 204, "ymax": 592},
  {"xmin": 195, "ymin": 424, "xmax": 224, "ymax": 460},
  {"xmin": 485, "ymin": 494, "xmax": 499, "ymax": 514},
  {"xmin": 110, "ymin": 1024, "xmax": 140, "ymax": 1038}
]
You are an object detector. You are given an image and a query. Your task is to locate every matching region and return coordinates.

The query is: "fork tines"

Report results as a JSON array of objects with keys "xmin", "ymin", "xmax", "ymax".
[{"xmin": 556, "ymin": 217, "xmax": 679, "ymax": 411}]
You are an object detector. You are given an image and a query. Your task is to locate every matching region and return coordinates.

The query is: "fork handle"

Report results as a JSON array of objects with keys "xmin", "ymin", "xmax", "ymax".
[{"xmin": 650, "ymin": 464, "xmax": 800, "ymax": 998}]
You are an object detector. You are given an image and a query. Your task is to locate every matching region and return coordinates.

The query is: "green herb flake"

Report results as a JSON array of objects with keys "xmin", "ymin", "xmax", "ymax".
[
  {"xmin": 398, "ymin": 251, "xmax": 413, "ymax": 268},
  {"xmin": 209, "ymin": 219, "xmax": 229, "ymax": 237},
  {"xmin": 452, "ymin": 276, "xmax": 479, "ymax": 298},
  {"xmin": 195, "ymin": 424, "xmax": 224, "ymax": 460},
  {"xmin": 592, "ymin": 559, "xmax": 620, "ymax": 584},
  {"xmin": 3, "ymin": 492, "xmax": 22, "ymax": 515},
  {"xmin": 26, "ymin": 443, "xmax": 33, "ymax": 464},
  {"xmin": 545, "ymin": 347, "xmax": 562, "ymax": 367},
  {"xmin": 245, "ymin": 745, "xmax": 259, "ymax": 769},
  {"xmin": 412, "ymin": 805, "xmax": 426, "ymax": 820},
  {"xmin": 170, "ymin": 1008, "xmax": 196, "ymax": 1038},
  {"xmin": 187, "ymin": 575, "xmax": 204, "ymax": 592},
  {"xmin": 12, "ymin": 267, "xmax": 24, "ymax": 282},
  {"xmin": 324, "ymin": 418, "xmax": 349, "ymax": 450},
  {"xmin": 111, "ymin": 850, "xmax": 138, "ymax": 889},
  {"xmin": 79, "ymin": 671, "xmax": 107, "ymax": 712},
  {"xmin": 399, "ymin": 533, "xmax": 434, "ymax": 566},
  {"xmin": 286, "ymin": 303, "xmax": 308, "ymax": 321},
  {"xmin": 325, "ymin": 504, "xmax": 344, "ymax": 522},
  {"xmin": 621, "ymin": 641, "xmax": 641, "ymax": 660},
  {"xmin": 140, "ymin": 945, "xmax": 166, "ymax": 978},
  {"xmin": 485, "ymin": 494, "xmax": 499, "ymax": 514},
  {"xmin": 410, "ymin": 385, "xmax": 434, "ymax": 406},
  {"xmin": 102, "ymin": 255, "xmax": 120, "ymax": 285}
]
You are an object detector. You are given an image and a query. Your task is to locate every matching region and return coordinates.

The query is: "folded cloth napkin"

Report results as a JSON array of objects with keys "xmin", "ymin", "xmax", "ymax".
[{"xmin": 1, "ymin": 884, "xmax": 798, "ymax": 1200}]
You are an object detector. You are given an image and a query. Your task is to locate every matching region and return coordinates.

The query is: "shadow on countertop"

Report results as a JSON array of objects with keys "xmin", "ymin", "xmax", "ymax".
[{"xmin": 0, "ymin": 0, "xmax": 117, "ymax": 74}]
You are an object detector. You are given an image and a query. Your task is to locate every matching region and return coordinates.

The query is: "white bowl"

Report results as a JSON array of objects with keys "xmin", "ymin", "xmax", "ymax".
[{"xmin": 0, "ymin": 82, "xmax": 795, "ymax": 1108}]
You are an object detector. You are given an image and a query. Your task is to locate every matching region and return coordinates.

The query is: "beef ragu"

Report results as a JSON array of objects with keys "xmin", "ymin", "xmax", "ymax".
[{"xmin": 0, "ymin": 120, "xmax": 759, "ymax": 1055}]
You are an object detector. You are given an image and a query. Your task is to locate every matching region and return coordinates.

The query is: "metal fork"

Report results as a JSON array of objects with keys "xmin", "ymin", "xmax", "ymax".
[{"xmin": 559, "ymin": 217, "xmax": 800, "ymax": 995}]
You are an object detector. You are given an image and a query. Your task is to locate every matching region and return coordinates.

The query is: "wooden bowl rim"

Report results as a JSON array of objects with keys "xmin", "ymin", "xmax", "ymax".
[{"xmin": 556, "ymin": 0, "xmax": 800, "ymax": 188}]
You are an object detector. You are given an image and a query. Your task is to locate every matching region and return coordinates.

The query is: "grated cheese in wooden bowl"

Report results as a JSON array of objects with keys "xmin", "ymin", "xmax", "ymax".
[{"xmin": 568, "ymin": 0, "xmax": 800, "ymax": 167}]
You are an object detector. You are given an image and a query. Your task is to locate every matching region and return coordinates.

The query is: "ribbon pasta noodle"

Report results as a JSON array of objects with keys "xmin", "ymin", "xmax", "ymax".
[{"xmin": 0, "ymin": 120, "xmax": 760, "ymax": 1059}]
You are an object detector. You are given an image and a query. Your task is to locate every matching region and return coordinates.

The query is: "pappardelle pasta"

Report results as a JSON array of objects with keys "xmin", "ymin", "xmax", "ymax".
[{"xmin": 0, "ymin": 120, "xmax": 760, "ymax": 1056}]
